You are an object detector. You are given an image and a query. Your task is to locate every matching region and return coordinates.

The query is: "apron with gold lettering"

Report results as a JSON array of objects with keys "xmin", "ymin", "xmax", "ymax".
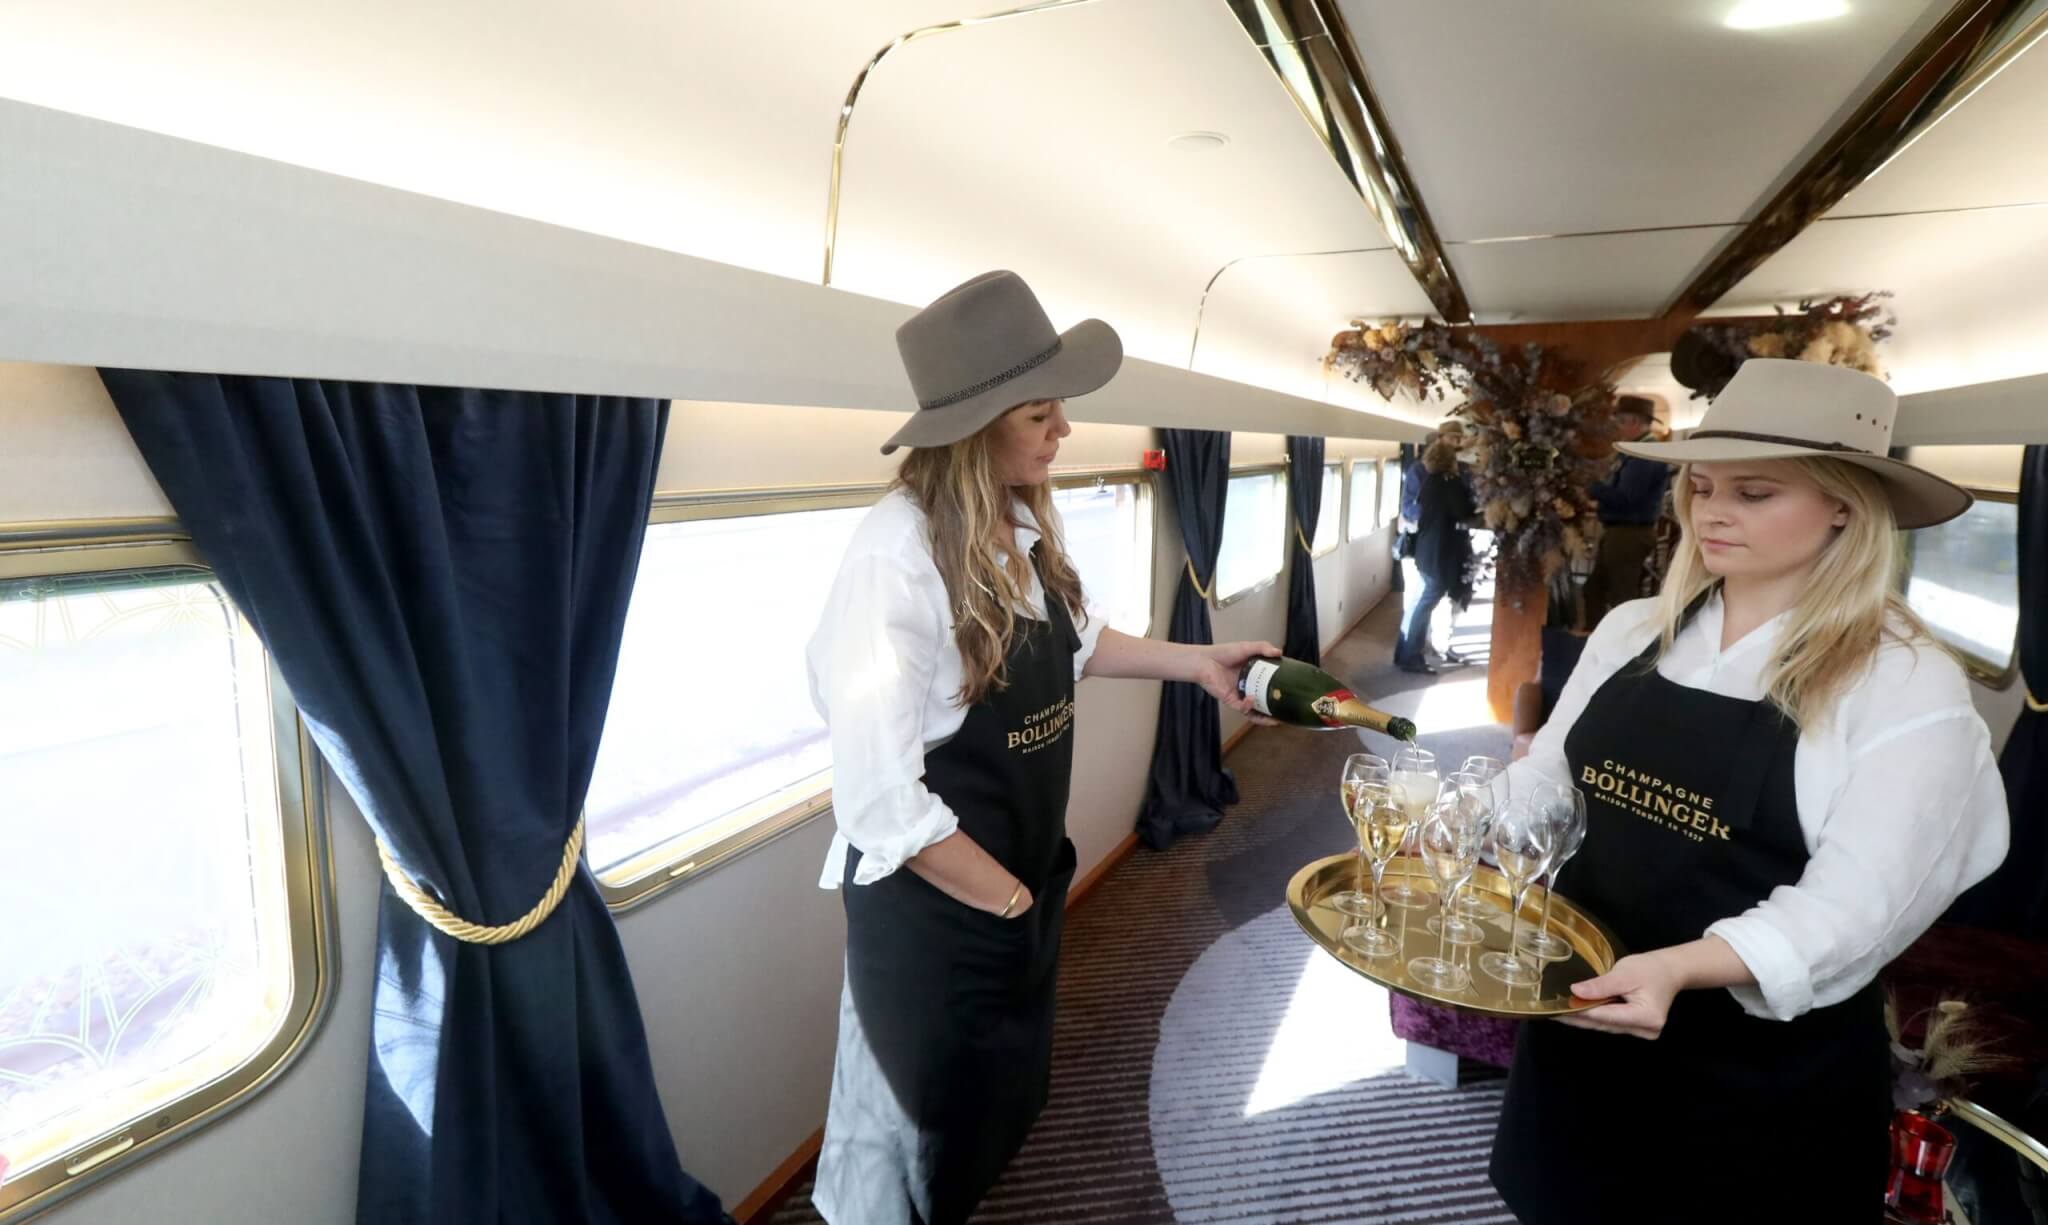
[
  {"xmin": 817, "ymin": 545, "xmax": 1079, "ymax": 1225},
  {"xmin": 1490, "ymin": 609, "xmax": 1889, "ymax": 1224}
]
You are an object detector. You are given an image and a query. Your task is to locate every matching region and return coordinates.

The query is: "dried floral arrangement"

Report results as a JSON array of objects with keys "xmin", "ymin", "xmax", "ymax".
[
  {"xmin": 1673, "ymin": 293, "xmax": 1895, "ymax": 400},
  {"xmin": 1887, "ymin": 995, "xmax": 2008, "ymax": 1112},
  {"xmin": 1327, "ymin": 321, "xmax": 1617, "ymax": 590}
]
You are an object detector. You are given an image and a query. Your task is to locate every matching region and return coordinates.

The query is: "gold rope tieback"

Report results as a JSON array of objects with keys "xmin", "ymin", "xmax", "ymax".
[
  {"xmin": 375, "ymin": 816, "xmax": 586, "ymax": 945},
  {"xmin": 1184, "ymin": 558, "xmax": 1216, "ymax": 602},
  {"xmin": 2028, "ymin": 689, "xmax": 2048, "ymax": 714},
  {"xmin": 1293, "ymin": 519, "xmax": 1315, "ymax": 556}
]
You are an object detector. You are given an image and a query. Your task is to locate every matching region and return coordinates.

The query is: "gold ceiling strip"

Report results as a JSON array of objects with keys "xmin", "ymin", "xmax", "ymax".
[
  {"xmin": 822, "ymin": 0, "xmax": 1103, "ymax": 287},
  {"xmin": 1223, "ymin": 0, "xmax": 1471, "ymax": 324},
  {"xmin": 1663, "ymin": 0, "xmax": 2041, "ymax": 319}
]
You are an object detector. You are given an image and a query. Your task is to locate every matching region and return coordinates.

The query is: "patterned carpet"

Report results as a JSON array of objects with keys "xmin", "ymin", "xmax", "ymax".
[{"xmin": 770, "ymin": 591, "xmax": 1515, "ymax": 1224}]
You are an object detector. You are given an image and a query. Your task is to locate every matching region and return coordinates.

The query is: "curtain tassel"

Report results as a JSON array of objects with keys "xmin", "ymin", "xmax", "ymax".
[{"xmin": 376, "ymin": 817, "xmax": 586, "ymax": 944}]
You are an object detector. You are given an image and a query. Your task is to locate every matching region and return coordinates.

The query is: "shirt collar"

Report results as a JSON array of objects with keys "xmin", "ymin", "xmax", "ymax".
[
  {"xmin": 1696, "ymin": 589, "xmax": 1788, "ymax": 665},
  {"xmin": 1011, "ymin": 497, "xmax": 1043, "ymax": 554}
]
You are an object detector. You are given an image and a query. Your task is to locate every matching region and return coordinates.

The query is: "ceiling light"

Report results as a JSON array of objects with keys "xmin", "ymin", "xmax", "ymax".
[
  {"xmin": 1167, "ymin": 131, "xmax": 1230, "ymax": 153},
  {"xmin": 1724, "ymin": 0, "xmax": 1850, "ymax": 31}
]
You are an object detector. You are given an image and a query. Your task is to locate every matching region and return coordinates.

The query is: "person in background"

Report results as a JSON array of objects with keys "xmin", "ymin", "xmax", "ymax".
[
  {"xmin": 1584, "ymin": 396, "xmax": 1671, "ymax": 625},
  {"xmin": 1394, "ymin": 434, "xmax": 1476, "ymax": 674},
  {"xmin": 1398, "ymin": 419, "xmax": 1471, "ymax": 669}
]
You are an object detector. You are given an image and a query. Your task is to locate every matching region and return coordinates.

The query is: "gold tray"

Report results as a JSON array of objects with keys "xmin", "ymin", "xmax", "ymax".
[{"xmin": 1287, "ymin": 853, "xmax": 1626, "ymax": 1018}]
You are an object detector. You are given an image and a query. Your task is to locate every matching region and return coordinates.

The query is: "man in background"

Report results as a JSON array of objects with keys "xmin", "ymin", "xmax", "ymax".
[{"xmin": 1583, "ymin": 396, "xmax": 1670, "ymax": 626}]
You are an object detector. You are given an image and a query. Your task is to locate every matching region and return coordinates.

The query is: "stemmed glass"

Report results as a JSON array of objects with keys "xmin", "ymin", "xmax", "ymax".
[
  {"xmin": 1332, "ymin": 753, "xmax": 1390, "ymax": 918},
  {"xmin": 1456, "ymin": 756, "xmax": 1511, "ymax": 917},
  {"xmin": 1409, "ymin": 801, "xmax": 1481, "ymax": 993},
  {"xmin": 1381, "ymin": 746, "xmax": 1438, "ymax": 909},
  {"xmin": 1341, "ymin": 781, "xmax": 1405, "ymax": 958},
  {"xmin": 1517, "ymin": 782, "xmax": 1589, "ymax": 963},
  {"xmin": 1426, "ymin": 772, "xmax": 1495, "ymax": 945},
  {"xmin": 1480, "ymin": 799, "xmax": 1554, "ymax": 987}
]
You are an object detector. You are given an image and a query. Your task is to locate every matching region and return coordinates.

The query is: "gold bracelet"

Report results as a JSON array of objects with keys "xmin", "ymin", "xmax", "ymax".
[{"xmin": 998, "ymin": 880, "xmax": 1026, "ymax": 919}]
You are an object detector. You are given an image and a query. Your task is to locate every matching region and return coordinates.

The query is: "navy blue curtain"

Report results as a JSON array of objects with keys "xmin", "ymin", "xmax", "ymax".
[
  {"xmin": 1138, "ymin": 428, "xmax": 1238, "ymax": 850},
  {"xmin": 1283, "ymin": 436, "xmax": 1325, "ymax": 665},
  {"xmin": 100, "ymin": 372, "xmax": 728, "ymax": 1225},
  {"xmin": 1951, "ymin": 444, "xmax": 2047, "ymax": 940}
]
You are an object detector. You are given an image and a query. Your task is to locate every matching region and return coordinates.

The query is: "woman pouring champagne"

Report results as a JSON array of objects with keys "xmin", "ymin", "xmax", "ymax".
[
  {"xmin": 805, "ymin": 271, "xmax": 1283, "ymax": 1225},
  {"xmin": 1490, "ymin": 360, "xmax": 2009, "ymax": 1222}
]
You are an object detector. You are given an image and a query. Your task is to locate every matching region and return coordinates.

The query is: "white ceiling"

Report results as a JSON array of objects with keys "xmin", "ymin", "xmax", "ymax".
[
  {"xmin": 1329, "ymin": 0, "xmax": 1945, "ymax": 239},
  {"xmin": 0, "ymin": 0, "xmax": 2043, "ymax": 427}
]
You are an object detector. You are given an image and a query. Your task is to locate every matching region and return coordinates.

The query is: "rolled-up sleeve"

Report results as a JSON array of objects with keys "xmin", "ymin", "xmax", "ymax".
[
  {"xmin": 810, "ymin": 555, "xmax": 959, "ymax": 885},
  {"xmin": 1706, "ymin": 705, "xmax": 2009, "ymax": 1021}
]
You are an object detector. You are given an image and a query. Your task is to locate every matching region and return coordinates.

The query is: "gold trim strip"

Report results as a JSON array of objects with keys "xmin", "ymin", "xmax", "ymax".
[
  {"xmin": 822, "ymin": 0, "xmax": 1104, "ymax": 286},
  {"xmin": 1664, "ymin": 0, "xmax": 2040, "ymax": 318},
  {"xmin": 1224, "ymin": 0, "xmax": 1471, "ymax": 324},
  {"xmin": 1948, "ymin": 1096, "xmax": 2048, "ymax": 1172}
]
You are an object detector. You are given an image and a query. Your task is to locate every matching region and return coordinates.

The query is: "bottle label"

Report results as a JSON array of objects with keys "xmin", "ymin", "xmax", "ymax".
[
  {"xmin": 1316, "ymin": 689, "xmax": 1358, "ymax": 728},
  {"xmin": 1242, "ymin": 658, "xmax": 1281, "ymax": 717}
]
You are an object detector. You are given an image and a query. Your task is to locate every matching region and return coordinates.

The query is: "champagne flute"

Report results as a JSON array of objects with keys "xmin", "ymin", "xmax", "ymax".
[
  {"xmin": 1480, "ymin": 799, "xmax": 1554, "ymax": 987},
  {"xmin": 1332, "ymin": 754, "xmax": 1389, "ymax": 918},
  {"xmin": 1425, "ymin": 773, "xmax": 1494, "ymax": 945},
  {"xmin": 1409, "ymin": 802, "xmax": 1480, "ymax": 993},
  {"xmin": 1517, "ymin": 782, "xmax": 1589, "ymax": 963},
  {"xmin": 1458, "ymin": 755, "xmax": 1511, "ymax": 917},
  {"xmin": 1341, "ymin": 781, "xmax": 1405, "ymax": 958},
  {"xmin": 1381, "ymin": 745, "xmax": 1438, "ymax": 909}
]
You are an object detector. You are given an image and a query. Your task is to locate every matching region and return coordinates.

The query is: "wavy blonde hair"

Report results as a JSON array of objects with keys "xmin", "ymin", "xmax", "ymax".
[
  {"xmin": 895, "ymin": 411, "xmax": 1088, "ymax": 706},
  {"xmin": 1653, "ymin": 456, "xmax": 1937, "ymax": 729}
]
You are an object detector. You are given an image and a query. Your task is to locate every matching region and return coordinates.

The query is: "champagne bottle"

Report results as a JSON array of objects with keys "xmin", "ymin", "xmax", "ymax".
[{"xmin": 1236, "ymin": 656, "xmax": 1417, "ymax": 741}]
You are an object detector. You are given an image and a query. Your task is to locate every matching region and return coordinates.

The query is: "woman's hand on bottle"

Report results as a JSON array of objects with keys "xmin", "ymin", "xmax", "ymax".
[{"xmin": 1195, "ymin": 641, "xmax": 1281, "ymax": 725}]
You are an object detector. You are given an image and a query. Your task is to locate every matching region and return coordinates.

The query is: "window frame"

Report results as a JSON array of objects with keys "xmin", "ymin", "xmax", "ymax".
[
  {"xmin": 1214, "ymin": 464, "xmax": 1290, "ymax": 609},
  {"xmin": 594, "ymin": 471, "xmax": 1160, "ymax": 912},
  {"xmin": 0, "ymin": 521, "xmax": 336, "ymax": 1224},
  {"xmin": 592, "ymin": 484, "xmax": 885, "ymax": 913},
  {"xmin": 1310, "ymin": 462, "xmax": 1343, "ymax": 559},
  {"xmin": 1901, "ymin": 486, "xmax": 2021, "ymax": 689},
  {"xmin": 1344, "ymin": 458, "xmax": 1378, "ymax": 542},
  {"xmin": 1379, "ymin": 455, "xmax": 1404, "ymax": 530},
  {"xmin": 1050, "ymin": 468, "xmax": 1159, "ymax": 639}
]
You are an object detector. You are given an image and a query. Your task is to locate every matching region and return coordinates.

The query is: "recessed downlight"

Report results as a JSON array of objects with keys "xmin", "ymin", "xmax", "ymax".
[
  {"xmin": 1167, "ymin": 131, "xmax": 1230, "ymax": 153},
  {"xmin": 1724, "ymin": 0, "xmax": 1849, "ymax": 31}
]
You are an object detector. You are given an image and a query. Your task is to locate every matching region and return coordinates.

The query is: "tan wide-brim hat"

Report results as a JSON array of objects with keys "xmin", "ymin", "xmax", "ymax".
[
  {"xmin": 1616, "ymin": 358, "xmax": 1971, "ymax": 529},
  {"xmin": 882, "ymin": 270, "xmax": 1123, "ymax": 455}
]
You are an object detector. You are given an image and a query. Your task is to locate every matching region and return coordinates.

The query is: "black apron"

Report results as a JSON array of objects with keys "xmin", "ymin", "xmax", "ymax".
[
  {"xmin": 1490, "ymin": 606, "xmax": 1890, "ymax": 1224},
  {"xmin": 840, "ymin": 547, "xmax": 1081, "ymax": 1225}
]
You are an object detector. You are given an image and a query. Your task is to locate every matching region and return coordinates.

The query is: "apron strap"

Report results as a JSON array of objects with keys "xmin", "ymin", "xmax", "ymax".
[{"xmin": 1030, "ymin": 543, "xmax": 1083, "ymax": 656}]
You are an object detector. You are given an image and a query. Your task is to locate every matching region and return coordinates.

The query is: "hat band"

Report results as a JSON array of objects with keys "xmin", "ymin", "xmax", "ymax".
[
  {"xmin": 1687, "ymin": 429, "xmax": 1870, "ymax": 456},
  {"xmin": 918, "ymin": 337, "xmax": 1063, "ymax": 411}
]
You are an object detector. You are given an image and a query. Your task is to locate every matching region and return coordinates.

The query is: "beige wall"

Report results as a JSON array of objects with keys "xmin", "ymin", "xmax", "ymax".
[{"xmin": 6, "ymin": 360, "xmax": 1397, "ymax": 1221}]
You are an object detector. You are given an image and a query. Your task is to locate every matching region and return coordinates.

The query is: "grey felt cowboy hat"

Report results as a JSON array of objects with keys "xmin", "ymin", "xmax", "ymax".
[
  {"xmin": 1616, "ymin": 358, "xmax": 1970, "ymax": 529},
  {"xmin": 881, "ymin": 270, "xmax": 1123, "ymax": 455}
]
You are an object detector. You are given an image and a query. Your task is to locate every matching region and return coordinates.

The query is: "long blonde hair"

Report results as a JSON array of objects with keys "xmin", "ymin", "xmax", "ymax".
[
  {"xmin": 1653, "ymin": 456, "xmax": 1937, "ymax": 728},
  {"xmin": 895, "ymin": 419, "xmax": 1088, "ymax": 706}
]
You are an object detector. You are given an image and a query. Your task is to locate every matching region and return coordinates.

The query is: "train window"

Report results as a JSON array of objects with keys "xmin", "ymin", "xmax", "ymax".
[
  {"xmin": 1347, "ymin": 460, "xmax": 1377, "ymax": 540},
  {"xmin": 1215, "ymin": 468, "xmax": 1288, "ymax": 605},
  {"xmin": 1311, "ymin": 464, "xmax": 1342, "ymax": 556},
  {"xmin": 587, "ymin": 490, "xmax": 876, "ymax": 909},
  {"xmin": 1050, "ymin": 474, "xmax": 1156, "ymax": 638},
  {"xmin": 1902, "ymin": 489, "xmax": 2021, "ymax": 685},
  {"xmin": 1379, "ymin": 456, "xmax": 1404, "ymax": 528},
  {"xmin": 0, "ymin": 533, "xmax": 330, "ymax": 1221}
]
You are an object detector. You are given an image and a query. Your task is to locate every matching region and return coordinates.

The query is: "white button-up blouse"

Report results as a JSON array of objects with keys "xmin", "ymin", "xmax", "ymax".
[
  {"xmin": 1505, "ymin": 593, "xmax": 2009, "ymax": 1021},
  {"xmin": 807, "ymin": 488, "xmax": 1108, "ymax": 889}
]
